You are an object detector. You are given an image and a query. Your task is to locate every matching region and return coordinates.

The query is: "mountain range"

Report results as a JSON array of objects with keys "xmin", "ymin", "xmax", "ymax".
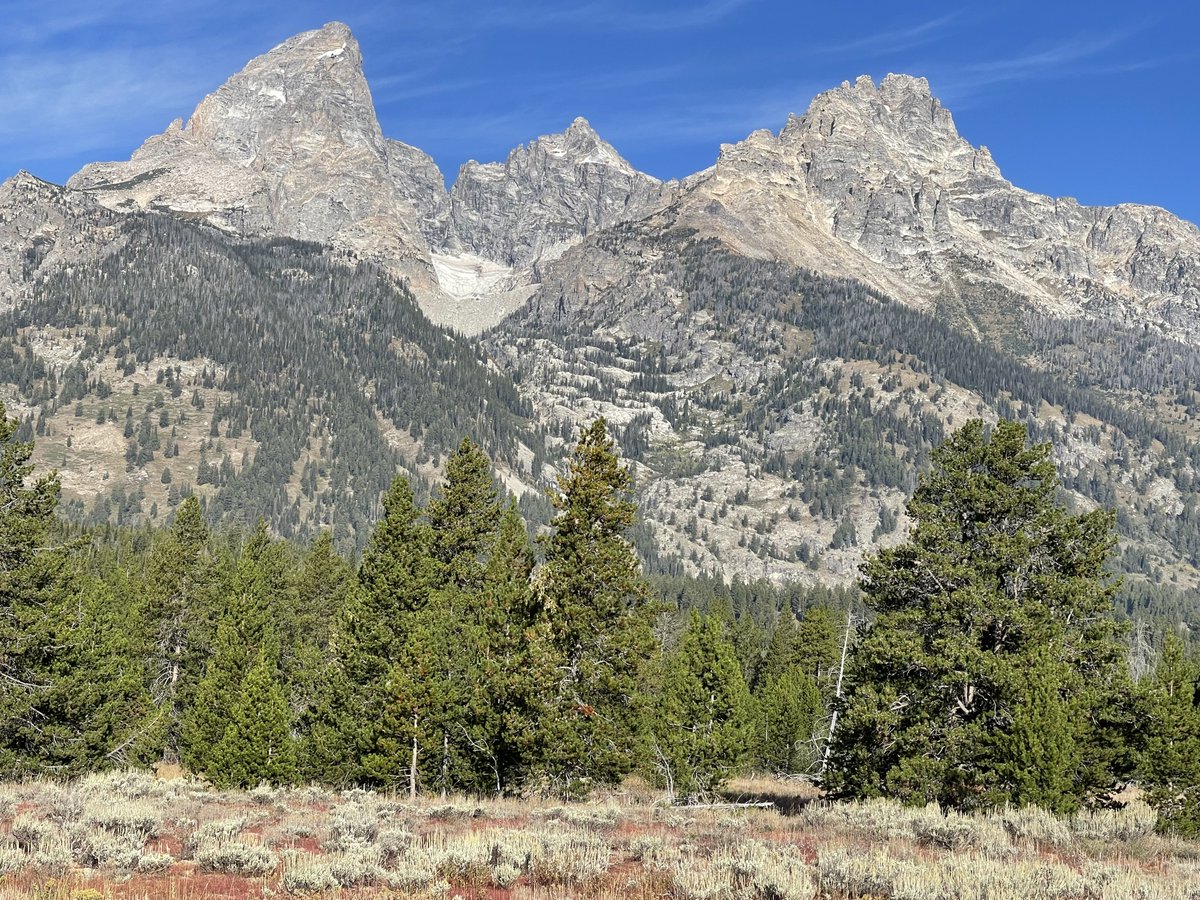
[{"xmin": 4, "ymin": 22, "xmax": 1200, "ymax": 620}]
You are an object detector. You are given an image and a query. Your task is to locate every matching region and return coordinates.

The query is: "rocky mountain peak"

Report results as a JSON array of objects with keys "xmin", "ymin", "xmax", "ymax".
[
  {"xmin": 66, "ymin": 21, "xmax": 445, "ymax": 316},
  {"xmin": 178, "ymin": 21, "xmax": 381, "ymax": 162},
  {"xmin": 777, "ymin": 73, "xmax": 995, "ymax": 181},
  {"xmin": 682, "ymin": 72, "xmax": 1200, "ymax": 341},
  {"xmin": 0, "ymin": 170, "xmax": 61, "ymax": 205},
  {"xmin": 444, "ymin": 119, "xmax": 668, "ymax": 268}
]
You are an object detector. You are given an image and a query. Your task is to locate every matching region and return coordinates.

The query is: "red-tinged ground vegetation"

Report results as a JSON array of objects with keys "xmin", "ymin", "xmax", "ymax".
[{"xmin": 0, "ymin": 771, "xmax": 1197, "ymax": 899}]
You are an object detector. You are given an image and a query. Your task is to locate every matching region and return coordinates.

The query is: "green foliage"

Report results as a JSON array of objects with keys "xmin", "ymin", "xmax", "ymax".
[
  {"xmin": 824, "ymin": 420, "xmax": 1131, "ymax": 812},
  {"xmin": 754, "ymin": 668, "xmax": 823, "ymax": 776},
  {"xmin": 653, "ymin": 612, "xmax": 754, "ymax": 800},
  {"xmin": 0, "ymin": 402, "xmax": 69, "ymax": 777},
  {"xmin": 530, "ymin": 419, "xmax": 659, "ymax": 796},
  {"xmin": 1141, "ymin": 633, "xmax": 1200, "ymax": 836},
  {"xmin": 207, "ymin": 635, "xmax": 297, "ymax": 789}
]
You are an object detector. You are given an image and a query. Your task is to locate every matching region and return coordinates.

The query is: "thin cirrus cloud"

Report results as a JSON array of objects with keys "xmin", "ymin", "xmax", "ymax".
[
  {"xmin": 915, "ymin": 27, "xmax": 1161, "ymax": 109},
  {"xmin": 810, "ymin": 12, "xmax": 964, "ymax": 57},
  {"xmin": 464, "ymin": 0, "xmax": 758, "ymax": 32}
]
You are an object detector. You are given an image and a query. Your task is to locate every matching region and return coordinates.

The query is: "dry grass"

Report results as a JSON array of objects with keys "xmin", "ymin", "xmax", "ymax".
[{"xmin": 0, "ymin": 771, "xmax": 1195, "ymax": 898}]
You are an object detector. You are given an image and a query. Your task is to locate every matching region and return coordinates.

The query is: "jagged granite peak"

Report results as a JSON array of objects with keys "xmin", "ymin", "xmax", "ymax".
[
  {"xmin": 444, "ymin": 117, "xmax": 671, "ymax": 268},
  {"xmin": 67, "ymin": 22, "xmax": 444, "ymax": 307},
  {"xmin": 677, "ymin": 73, "xmax": 1200, "ymax": 341}
]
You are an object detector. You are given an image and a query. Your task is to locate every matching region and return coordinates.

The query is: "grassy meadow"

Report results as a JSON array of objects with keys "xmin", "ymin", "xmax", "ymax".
[{"xmin": 0, "ymin": 772, "xmax": 1196, "ymax": 899}]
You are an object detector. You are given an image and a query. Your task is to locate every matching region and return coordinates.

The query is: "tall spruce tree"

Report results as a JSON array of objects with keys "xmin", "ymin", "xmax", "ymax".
[
  {"xmin": 50, "ymin": 575, "xmax": 161, "ymax": 772},
  {"xmin": 312, "ymin": 475, "xmax": 434, "ymax": 783},
  {"xmin": 1141, "ymin": 633, "xmax": 1200, "ymax": 835},
  {"xmin": 653, "ymin": 611, "xmax": 754, "ymax": 801},
  {"xmin": 0, "ymin": 403, "xmax": 70, "ymax": 777},
  {"xmin": 207, "ymin": 634, "xmax": 297, "ymax": 788},
  {"xmin": 143, "ymin": 496, "xmax": 222, "ymax": 761},
  {"xmin": 754, "ymin": 667, "xmax": 823, "ymax": 775},
  {"xmin": 426, "ymin": 437, "xmax": 502, "ymax": 591},
  {"xmin": 530, "ymin": 418, "xmax": 658, "ymax": 796},
  {"xmin": 473, "ymin": 501, "xmax": 538, "ymax": 792},
  {"xmin": 371, "ymin": 441, "xmax": 530, "ymax": 795},
  {"xmin": 824, "ymin": 420, "xmax": 1132, "ymax": 811}
]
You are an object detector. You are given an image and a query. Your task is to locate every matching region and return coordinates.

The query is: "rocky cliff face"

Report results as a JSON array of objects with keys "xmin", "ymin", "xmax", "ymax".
[
  {"xmin": 677, "ymin": 74, "xmax": 1200, "ymax": 341},
  {"xmin": 0, "ymin": 172, "xmax": 126, "ymax": 312},
  {"xmin": 444, "ymin": 117, "xmax": 670, "ymax": 268},
  {"xmin": 67, "ymin": 22, "xmax": 447, "ymax": 312}
]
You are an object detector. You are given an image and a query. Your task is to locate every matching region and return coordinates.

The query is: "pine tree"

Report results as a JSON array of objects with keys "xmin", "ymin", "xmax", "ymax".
[
  {"xmin": 471, "ymin": 501, "xmax": 537, "ymax": 792},
  {"xmin": 143, "ymin": 496, "xmax": 223, "ymax": 761},
  {"xmin": 1141, "ymin": 633, "xmax": 1200, "ymax": 835},
  {"xmin": 824, "ymin": 420, "xmax": 1131, "ymax": 811},
  {"xmin": 990, "ymin": 644, "xmax": 1081, "ymax": 813},
  {"xmin": 653, "ymin": 611, "xmax": 754, "ymax": 801},
  {"xmin": 531, "ymin": 419, "xmax": 658, "ymax": 796},
  {"xmin": 295, "ymin": 530, "xmax": 353, "ymax": 647},
  {"xmin": 291, "ymin": 530, "xmax": 356, "ymax": 775},
  {"xmin": 372, "ymin": 451, "xmax": 530, "ymax": 796},
  {"xmin": 0, "ymin": 402, "xmax": 70, "ymax": 777},
  {"xmin": 369, "ymin": 593, "xmax": 474, "ymax": 794},
  {"xmin": 426, "ymin": 438, "xmax": 502, "ymax": 591},
  {"xmin": 180, "ymin": 619, "xmax": 248, "ymax": 774},
  {"xmin": 793, "ymin": 605, "xmax": 842, "ymax": 694},
  {"xmin": 37, "ymin": 573, "xmax": 161, "ymax": 773},
  {"xmin": 313, "ymin": 475, "xmax": 434, "ymax": 783},
  {"xmin": 754, "ymin": 668, "xmax": 823, "ymax": 775},
  {"xmin": 207, "ymin": 636, "xmax": 296, "ymax": 788},
  {"xmin": 358, "ymin": 475, "xmax": 435, "ymax": 624}
]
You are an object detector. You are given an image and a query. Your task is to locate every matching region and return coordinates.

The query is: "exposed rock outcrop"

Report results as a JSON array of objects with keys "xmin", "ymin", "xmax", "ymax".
[
  {"xmin": 677, "ymin": 74, "xmax": 1200, "ymax": 340},
  {"xmin": 67, "ymin": 22, "xmax": 446, "ymax": 310},
  {"xmin": 445, "ymin": 117, "xmax": 672, "ymax": 268}
]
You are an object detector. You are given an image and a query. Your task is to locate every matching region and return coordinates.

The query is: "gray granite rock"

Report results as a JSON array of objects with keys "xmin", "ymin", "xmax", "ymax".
[
  {"xmin": 677, "ymin": 73, "xmax": 1200, "ymax": 340},
  {"xmin": 67, "ymin": 22, "xmax": 443, "ymax": 304},
  {"xmin": 445, "ymin": 117, "xmax": 672, "ymax": 268}
]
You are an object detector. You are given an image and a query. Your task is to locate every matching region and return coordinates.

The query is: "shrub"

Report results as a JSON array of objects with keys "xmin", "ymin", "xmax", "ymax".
[
  {"xmin": 195, "ymin": 839, "xmax": 277, "ymax": 877},
  {"xmin": 84, "ymin": 800, "xmax": 161, "ymax": 838},
  {"xmin": 328, "ymin": 801, "xmax": 379, "ymax": 848},
  {"xmin": 282, "ymin": 851, "xmax": 338, "ymax": 893},
  {"xmin": 137, "ymin": 851, "xmax": 175, "ymax": 873}
]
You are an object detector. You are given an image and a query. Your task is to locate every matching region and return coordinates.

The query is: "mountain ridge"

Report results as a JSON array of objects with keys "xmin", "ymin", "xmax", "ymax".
[{"xmin": 2, "ymin": 22, "xmax": 1200, "ymax": 608}]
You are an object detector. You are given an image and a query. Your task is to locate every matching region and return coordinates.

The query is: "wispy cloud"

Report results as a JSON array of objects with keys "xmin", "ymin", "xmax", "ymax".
[
  {"xmin": 814, "ymin": 13, "xmax": 961, "ymax": 57},
  {"xmin": 471, "ymin": 0, "xmax": 757, "ymax": 32},
  {"xmin": 922, "ymin": 26, "xmax": 1155, "ymax": 108}
]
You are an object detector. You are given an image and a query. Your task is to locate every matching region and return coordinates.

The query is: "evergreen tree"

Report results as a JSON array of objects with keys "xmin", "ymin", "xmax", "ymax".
[
  {"xmin": 370, "ymin": 593, "xmax": 474, "ymax": 794},
  {"xmin": 310, "ymin": 475, "xmax": 434, "ymax": 783},
  {"xmin": 530, "ymin": 419, "xmax": 658, "ymax": 796},
  {"xmin": 207, "ymin": 636, "xmax": 296, "ymax": 788},
  {"xmin": 372, "ymin": 452, "xmax": 530, "ymax": 796},
  {"xmin": 653, "ymin": 611, "xmax": 754, "ymax": 800},
  {"xmin": 143, "ymin": 496, "xmax": 222, "ymax": 761},
  {"xmin": 990, "ymin": 644, "xmax": 1081, "ymax": 813},
  {"xmin": 0, "ymin": 403, "xmax": 70, "ymax": 777},
  {"xmin": 754, "ymin": 668, "xmax": 823, "ymax": 775},
  {"xmin": 824, "ymin": 420, "xmax": 1131, "ymax": 811},
  {"xmin": 471, "ymin": 501, "xmax": 538, "ymax": 792},
  {"xmin": 295, "ymin": 530, "xmax": 353, "ymax": 646},
  {"xmin": 38, "ymin": 573, "xmax": 161, "ymax": 773},
  {"xmin": 180, "ymin": 619, "xmax": 248, "ymax": 775},
  {"xmin": 793, "ymin": 606, "xmax": 842, "ymax": 693},
  {"xmin": 426, "ymin": 438, "xmax": 502, "ymax": 591},
  {"xmin": 1141, "ymin": 633, "xmax": 1200, "ymax": 835},
  {"xmin": 291, "ymin": 530, "xmax": 357, "ymax": 775},
  {"xmin": 358, "ymin": 475, "xmax": 435, "ymax": 624}
]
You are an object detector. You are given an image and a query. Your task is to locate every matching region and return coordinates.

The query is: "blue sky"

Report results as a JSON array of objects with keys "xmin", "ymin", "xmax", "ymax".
[{"xmin": 3, "ymin": 0, "xmax": 1198, "ymax": 223}]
